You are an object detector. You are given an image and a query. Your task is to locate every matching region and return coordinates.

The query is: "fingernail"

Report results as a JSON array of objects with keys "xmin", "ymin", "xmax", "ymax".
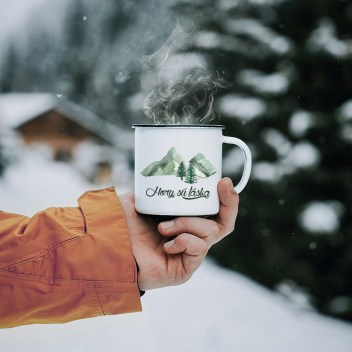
[
  {"xmin": 161, "ymin": 220, "xmax": 174, "ymax": 230},
  {"xmin": 164, "ymin": 240, "xmax": 174, "ymax": 248}
]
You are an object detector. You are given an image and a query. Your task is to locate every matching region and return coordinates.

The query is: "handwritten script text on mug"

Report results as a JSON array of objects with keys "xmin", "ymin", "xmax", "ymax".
[{"xmin": 146, "ymin": 186, "xmax": 210, "ymax": 200}]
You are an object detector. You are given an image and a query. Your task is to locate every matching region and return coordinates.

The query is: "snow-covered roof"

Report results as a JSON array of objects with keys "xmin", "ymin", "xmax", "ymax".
[
  {"xmin": 0, "ymin": 93, "xmax": 133, "ymax": 150},
  {"xmin": 0, "ymin": 93, "xmax": 55, "ymax": 128}
]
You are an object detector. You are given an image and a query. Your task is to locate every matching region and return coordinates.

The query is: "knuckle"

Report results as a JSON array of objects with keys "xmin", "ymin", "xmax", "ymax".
[
  {"xmin": 177, "ymin": 233, "xmax": 189, "ymax": 245},
  {"xmin": 209, "ymin": 222, "xmax": 221, "ymax": 242},
  {"xmin": 177, "ymin": 217, "xmax": 189, "ymax": 229},
  {"xmin": 201, "ymin": 241, "xmax": 209, "ymax": 254},
  {"xmin": 178, "ymin": 232, "xmax": 188, "ymax": 240},
  {"xmin": 210, "ymin": 222, "xmax": 220, "ymax": 236}
]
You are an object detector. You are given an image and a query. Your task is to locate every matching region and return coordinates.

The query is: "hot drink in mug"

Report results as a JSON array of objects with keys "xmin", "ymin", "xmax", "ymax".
[{"xmin": 133, "ymin": 124, "xmax": 252, "ymax": 216}]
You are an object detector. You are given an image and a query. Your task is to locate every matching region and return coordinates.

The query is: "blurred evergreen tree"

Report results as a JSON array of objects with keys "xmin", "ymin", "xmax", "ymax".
[
  {"xmin": 173, "ymin": 0, "xmax": 352, "ymax": 321},
  {"xmin": 0, "ymin": 148, "xmax": 4, "ymax": 176},
  {"xmin": 0, "ymin": 139, "xmax": 8, "ymax": 176},
  {"xmin": 0, "ymin": 44, "xmax": 19, "ymax": 93},
  {"xmin": 56, "ymin": 0, "xmax": 133, "ymax": 119}
]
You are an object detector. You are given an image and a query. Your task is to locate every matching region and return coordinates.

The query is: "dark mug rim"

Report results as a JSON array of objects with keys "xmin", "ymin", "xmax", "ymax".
[{"xmin": 132, "ymin": 124, "xmax": 225, "ymax": 128}]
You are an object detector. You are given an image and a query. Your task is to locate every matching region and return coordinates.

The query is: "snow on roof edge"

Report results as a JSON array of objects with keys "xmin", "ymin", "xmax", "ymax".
[
  {"xmin": 0, "ymin": 92, "xmax": 133, "ymax": 150},
  {"xmin": 0, "ymin": 92, "xmax": 56, "ymax": 129}
]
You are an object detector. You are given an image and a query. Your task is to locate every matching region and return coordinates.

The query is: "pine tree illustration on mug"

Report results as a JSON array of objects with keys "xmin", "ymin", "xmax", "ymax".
[
  {"xmin": 185, "ymin": 163, "xmax": 198, "ymax": 184},
  {"xmin": 176, "ymin": 161, "xmax": 186, "ymax": 181},
  {"xmin": 141, "ymin": 147, "xmax": 216, "ymax": 183}
]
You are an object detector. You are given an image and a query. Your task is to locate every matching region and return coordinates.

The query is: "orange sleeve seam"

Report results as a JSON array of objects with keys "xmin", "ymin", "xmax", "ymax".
[
  {"xmin": 91, "ymin": 281, "xmax": 105, "ymax": 315},
  {"xmin": 0, "ymin": 270, "xmax": 138, "ymax": 289},
  {"xmin": 0, "ymin": 235, "xmax": 82, "ymax": 271}
]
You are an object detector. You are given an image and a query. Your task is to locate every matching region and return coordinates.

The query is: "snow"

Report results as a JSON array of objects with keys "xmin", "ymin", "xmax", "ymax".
[
  {"xmin": 223, "ymin": 19, "xmax": 293, "ymax": 55},
  {"xmin": 252, "ymin": 140, "xmax": 320, "ymax": 183},
  {"xmin": 0, "ymin": 93, "xmax": 56, "ymax": 129},
  {"xmin": 275, "ymin": 280, "xmax": 313, "ymax": 310},
  {"xmin": 306, "ymin": 18, "xmax": 352, "ymax": 58},
  {"xmin": 337, "ymin": 100, "xmax": 352, "ymax": 122},
  {"xmin": 222, "ymin": 148, "xmax": 245, "ymax": 176},
  {"xmin": 281, "ymin": 141, "xmax": 320, "ymax": 170},
  {"xmin": 336, "ymin": 100, "xmax": 352, "ymax": 143},
  {"xmin": 248, "ymin": 0, "xmax": 288, "ymax": 4},
  {"xmin": 0, "ymin": 140, "xmax": 352, "ymax": 351},
  {"xmin": 217, "ymin": 94, "xmax": 266, "ymax": 121},
  {"xmin": 339, "ymin": 124, "xmax": 352, "ymax": 143},
  {"xmin": 196, "ymin": 31, "xmax": 246, "ymax": 53},
  {"xmin": 289, "ymin": 110, "xmax": 316, "ymax": 138},
  {"xmin": 237, "ymin": 69, "xmax": 290, "ymax": 95},
  {"xmin": 219, "ymin": 0, "xmax": 289, "ymax": 11},
  {"xmin": 252, "ymin": 161, "xmax": 281, "ymax": 183},
  {"xmin": 0, "ymin": 149, "xmax": 93, "ymax": 215},
  {"xmin": 261, "ymin": 128, "xmax": 292, "ymax": 157},
  {"xmin": 298, "ymin": 201, "xmax": 344, "ymax": 235}
]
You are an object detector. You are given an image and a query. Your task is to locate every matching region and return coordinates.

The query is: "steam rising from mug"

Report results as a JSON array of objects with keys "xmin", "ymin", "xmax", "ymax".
[{"xmin": 142, "ymin": 25, "xmax": 229, "ymax": 125}]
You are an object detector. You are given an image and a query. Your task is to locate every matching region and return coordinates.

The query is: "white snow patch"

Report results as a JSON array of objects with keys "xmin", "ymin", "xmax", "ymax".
[
  {"xmin": 195, "ymin": 30, "xmax": 245, "ymax": 52},
  {"xmin": 336, "ymin": 100, "xmax": 352, "ymax": 143},
  {"xmin": 223, "ymin": 19, "xmax": 293, "ymax": 55},
  {"xmin": 252, "ymin": 141, "xmax": 320, "ymax": 183},
  {"xmin": 217, "ymin": 94, "xmax": 266, "ymax": 121},
  {"xmin": 281, "ymin": 141, "xmax": 320, "ymax": 171},
  {"xmin": 298, "ymin": 201, "xmax": 344, "ymax": 235},
  {"xmin": 222, "ymin": 148, "xmax": 245, "ymax": 176},
  {"xmin": 248, "ymin": 0, "xmax": 288, "ymax": 4},
  {"xmin": 289, "ymin": 110, "xmax": 316, "ymax": 138},
  {"xmin": 339, "ymin": 124, "xmax": 352, "ymax": 143},
  {"xmin": 0, "ymin": 93, "xmax": 56, "ymax": 129},
  {"xmin": 275, "ymin": 280, "xmax": 313, "ymax": 311},
  {"xmin": 261, "ymin": 128, "xmax": 292, "ymax": 157},
  {"xmin": 307, "ymin": 18, "xmax": 352, "ymax": 58},
  {"xmin": 252, "ymin": 161, "xmax": 281, "ymax": 183},
  {"xmin": 237, "ymin": 69, "xmax": 290, "ymax": 95},
  {"xmin": 0, "ymin": 150, "xmax": 93, "ymax": 216},
  {"xmin": 330, "ymin": 296, "xmax": 352, "ymax": 315},
  {"xmin": 219, "ymin": 0, "xmax": 289, "ymax": 11},
  {"xmin": 337, "ymin": 100, "xmax": 352, "ymax": 122}
]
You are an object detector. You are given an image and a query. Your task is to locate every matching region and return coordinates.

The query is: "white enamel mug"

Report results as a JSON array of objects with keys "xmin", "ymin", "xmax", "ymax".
[{"xmin": 133, "ymin": 124, "xmax": 252, "ymax": 216}]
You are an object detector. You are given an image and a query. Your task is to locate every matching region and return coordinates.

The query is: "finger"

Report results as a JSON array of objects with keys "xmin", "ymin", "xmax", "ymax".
[
  {"xmin": 164, "ymin": 233, "xmax": 208, "ymax": 273},
  {"xmin": 216, "ymin": 177, "xmax": 239, "ymax": 236},
  {"xmin": 158, "ymin": 217, "xmax": 220, "ymax": 246}
]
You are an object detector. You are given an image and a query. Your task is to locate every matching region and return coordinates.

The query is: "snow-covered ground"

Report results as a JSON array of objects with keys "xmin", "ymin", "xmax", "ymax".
[{"xmin": 0, "ymin": 148, "xmax": 352, "ymax": 351}]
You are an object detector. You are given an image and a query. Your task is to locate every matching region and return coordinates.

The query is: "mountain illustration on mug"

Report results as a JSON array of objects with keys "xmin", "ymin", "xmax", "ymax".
[{"xmin": 141, "ymin": 147, "xmax": 217, "ymax": 184}]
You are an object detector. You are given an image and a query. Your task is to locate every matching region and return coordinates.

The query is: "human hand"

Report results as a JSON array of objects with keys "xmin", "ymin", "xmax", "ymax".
[{"xmin": 119, "ymin": 177, "xmax": 239, "ymax": 291}]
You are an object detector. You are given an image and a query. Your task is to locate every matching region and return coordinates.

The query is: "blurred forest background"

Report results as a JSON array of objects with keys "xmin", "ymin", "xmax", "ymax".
[{"xmin": 0, "ymin": 0, "xmax": 351, "ymax": 323}]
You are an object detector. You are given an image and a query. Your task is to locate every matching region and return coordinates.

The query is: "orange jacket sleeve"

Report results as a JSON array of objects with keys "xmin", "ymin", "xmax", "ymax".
[{"xmin": 0, "ymin": 187, "xmax": 142, "ymax": 328}]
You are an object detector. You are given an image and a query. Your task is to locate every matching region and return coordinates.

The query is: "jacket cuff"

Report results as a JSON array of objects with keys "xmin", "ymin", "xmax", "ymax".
[{"xmin": 78, "ymin": 187, "xmax": 142, "ymax": 315}]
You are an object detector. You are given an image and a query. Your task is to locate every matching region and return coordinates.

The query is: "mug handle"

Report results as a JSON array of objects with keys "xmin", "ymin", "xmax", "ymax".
[{"xmin": 223, "ymin": 136, "xmax": 252, "ymax": 194}]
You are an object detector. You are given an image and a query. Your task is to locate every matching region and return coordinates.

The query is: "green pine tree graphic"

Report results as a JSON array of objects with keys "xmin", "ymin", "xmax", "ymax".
[
  {"xmin": 176, "ymin": 161, "xmax": 187, "ymax": 181},
  {"xmin": 186, "ymin": 163, "xmax": 198, "ymax": 184}
]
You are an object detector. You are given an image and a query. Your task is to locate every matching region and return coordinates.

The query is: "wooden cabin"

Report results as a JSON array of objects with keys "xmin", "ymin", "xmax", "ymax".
[{"xmin": 0, "ymin": 93, "xmax": 133, "ymax": 184}]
